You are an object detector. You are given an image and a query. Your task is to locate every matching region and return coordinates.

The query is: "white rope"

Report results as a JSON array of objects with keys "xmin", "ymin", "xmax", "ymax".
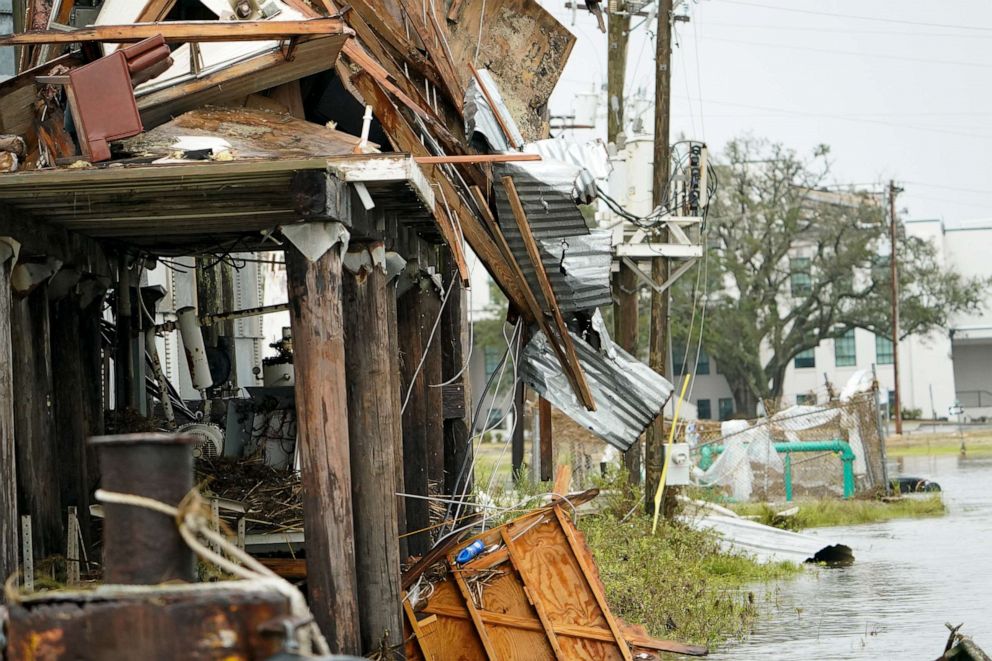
[{"xmin": 95, "ymin": 489, "xmax": 331, "ymax": 656}]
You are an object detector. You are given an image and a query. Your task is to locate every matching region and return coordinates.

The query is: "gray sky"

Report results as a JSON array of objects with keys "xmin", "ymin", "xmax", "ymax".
[{"xmin": 543, "ymin": 0, "xmax": 992, "ymax": 224}]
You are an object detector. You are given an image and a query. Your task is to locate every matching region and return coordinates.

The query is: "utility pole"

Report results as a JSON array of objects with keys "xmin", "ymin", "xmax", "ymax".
[
  {"xmin": 888, "ymin": 180, "xmax": 903, "ymax": 435},
  {"xmin": 645, "ymin": 0, "xmax": 673, "ymax": 516},
  {"xmin": 608, "ymin": 0, "xmax": 641, "ymax": 482}
]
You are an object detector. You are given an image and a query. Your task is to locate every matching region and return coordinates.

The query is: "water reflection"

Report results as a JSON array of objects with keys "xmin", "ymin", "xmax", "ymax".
[{"xmin": 709, "ymin": 454, "xmax": 992, "ymax": 659}]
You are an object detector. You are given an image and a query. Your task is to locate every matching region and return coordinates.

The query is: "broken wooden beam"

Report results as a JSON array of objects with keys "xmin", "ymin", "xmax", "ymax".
[
  {"xmin": 0, "ymin": 18, "xmax": 352, "ymax": 45},
  {"xmin": 415, "ymin": 154, "xmax": 540, "ymax": 164},
  {"xmin": 501, "ymin": 176, "xmax": 596, "ymax": 411}
]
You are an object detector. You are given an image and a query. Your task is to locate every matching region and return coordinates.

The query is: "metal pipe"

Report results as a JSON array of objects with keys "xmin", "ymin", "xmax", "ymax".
[
  {"xmin": 699, "ymin": 440, "xmax": 856, "ymax": 499},
  {"xmin": 145, "ymin": 328, "xmax": 175, "ymax": 428},
  {"xmin": 177, "ymin": 306, "xmax": 213, "ymax": 392},
  {"xmin": 784, "ymin": 452, "xmax": 793, "ymax": 502},
  {"xmin": 89, "ymin": 433, "xmax": 196, "ymax": 584}
]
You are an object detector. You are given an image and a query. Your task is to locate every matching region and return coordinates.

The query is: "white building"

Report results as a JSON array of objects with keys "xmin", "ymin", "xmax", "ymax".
[{"xmin": 689, "ymin": 218, "xmax": 992, "ymax": 422}]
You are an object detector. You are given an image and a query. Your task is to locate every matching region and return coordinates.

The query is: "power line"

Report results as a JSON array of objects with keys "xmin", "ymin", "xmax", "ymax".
[
  {"xmin": 711, "ymin": 0, "xmax": 992, "ymax": 33},
  {"xmin": 902, "ymin": 181, "xmax": 992, "ymax": 196},
  {"xmin": 670, "ymin": 96, "xmax": 992, "ymax": 141},
  {"xmin": 694, "ymin": 35, "xmax": 992, "ymax": 70},
  {"xmin": 701, "ymin": 21, "xmax": 992, "ymax": 40}
]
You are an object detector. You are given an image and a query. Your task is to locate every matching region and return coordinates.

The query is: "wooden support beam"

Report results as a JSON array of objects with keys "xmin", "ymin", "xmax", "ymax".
[
  {"xmin": 0, "ymin": 18, "xmax": 351, "ymax": 45},
  {"xmin": 501, "ymin": 176, "xmax": 596, "ymax": 411},
  {"xmin": 511, "ymin": 379, "xmax": 525, "ymax": 481},
  {"xmin": 285, "ymin": 242, "xmax": 361, "ymax": 654},
  {"xmin": 0, "ymin": 255, "xmax": 18, "ymax": 593},
  {"xmin": 384, "ymin": 276, "xmax": 408, "ymax": 561},
  {"xmin": 341, "ymin": 243, "xmax": 404, "ymax": 655},
  {"xmin": 49, "ymin": 292, "xmax": 92, "ymax": 554},
  {"xmin": 397, "ymin": 270, "xmax": 443, "ymax": 557},
  {"xmin": 11, "ymin": 283, "xmax": 63, "ymax": 559},
  {"xmin": 441, "ymin": 249, "xmax": 471, "ymax": 500},
  {"xmin": 539, "ymin": 397, "xmax": 553, "ymax": 483}
]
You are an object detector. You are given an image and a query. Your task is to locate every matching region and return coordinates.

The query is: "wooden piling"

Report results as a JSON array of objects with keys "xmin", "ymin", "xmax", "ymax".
[
  {"xmin": 341, "ymin": 244, "xmax": 403, "ymax": 655},
  {"xmin": 285, "ymin": 243, "xmax": 360, "ymax": 654},
  {"xmin": 397, "ymin": 269, "xmax": 443, "ymax": 557},
  {"xmin": 384, "ymin": 278, "xmax": 408, "ymax": 561},
  {"xmin": 11, "ymin": 283, "xmax": 63, "ymax": 559},
  {"xmin": 0, "ymin": 256, "xmax": 18, "ymax": 591},
  {"xmin": 441, "ymin": 250, "xmax": 471, "ymax": 500},
  {"xmin": 539, "ymin": 397, "xmax": 553, "ymax": 482},
  {"xmin": 50, "ymin": 294, "xmax": 92, "ymax": 548}
]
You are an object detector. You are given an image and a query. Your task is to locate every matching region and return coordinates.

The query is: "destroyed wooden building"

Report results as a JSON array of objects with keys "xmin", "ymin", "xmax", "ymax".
[{"xmin": 0, "ymin": 0, "xmax": 683, "ymax": 657}]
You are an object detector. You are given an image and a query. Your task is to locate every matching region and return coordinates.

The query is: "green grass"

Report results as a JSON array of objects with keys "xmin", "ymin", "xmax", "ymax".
[
  {"xmin": 581, "ymin": 513, "xmax": 801, "ymax": 649},
  {"xmin": 886, "ymin": 430, "xmax": 992, "ymax": 457},
  {"xmin": 728, "ymin": 495, "xmax": 945, "ymax": 529}
]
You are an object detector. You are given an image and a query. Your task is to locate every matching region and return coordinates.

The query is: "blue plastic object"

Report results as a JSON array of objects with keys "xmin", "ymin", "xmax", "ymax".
[{"xmin": 455, "ymin": 540, "xmax": 485, "ymax": 564}]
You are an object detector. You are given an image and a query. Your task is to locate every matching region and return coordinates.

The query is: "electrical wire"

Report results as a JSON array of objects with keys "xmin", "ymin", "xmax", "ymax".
[{"xmin": 711, "ymin": 0, "xmax": 992, "ymax": 33}]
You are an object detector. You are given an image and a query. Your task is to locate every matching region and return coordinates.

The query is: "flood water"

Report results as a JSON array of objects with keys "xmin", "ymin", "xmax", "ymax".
[{"xmin": 710, "ymin": 453, "xmax": 992, "ymax": 659}]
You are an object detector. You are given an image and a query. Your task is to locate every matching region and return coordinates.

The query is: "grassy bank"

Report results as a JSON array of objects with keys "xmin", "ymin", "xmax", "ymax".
[
  {"xmin": 728, "ymin": 494, "xmax": 945, "ymax": 529},
  {"xmin": 887, "ymin": 429, "xmax": 992, "ymax": 457},
  {"xmin": 580, "ymin": 513, "xmax": 801, "ymax": 649}
]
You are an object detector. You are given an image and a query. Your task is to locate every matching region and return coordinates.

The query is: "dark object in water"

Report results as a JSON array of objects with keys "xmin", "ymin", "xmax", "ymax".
[
  {"xmin": 938, "ymin": 622, "xmax": 991, "ymax": 661},
  {"xmin": 892, "ymin": 476, "xmax": 942, "ymax": 493}
]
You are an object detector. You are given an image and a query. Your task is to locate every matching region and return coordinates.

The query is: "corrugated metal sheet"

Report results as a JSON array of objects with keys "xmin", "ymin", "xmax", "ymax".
[
  {"xmin": 464, "ymin": 68, "xmax": 524, "ymax": 153},
  {"xmin": 680, "ymin": 500, "xmax": 854, "ymax": 564},
  {"xmin": 495, "ymin": 160, "xmax": 603, "ymax": 311},
  {"xmin": 521, "ymin": 328, "xmax": 673, "ymax": 451},
  {"xmin": 536, "ymin": 230, "xmax": 613, "ymax": 311},
  {"xmin": 522, "ymin": 138, "xmax": 609, "ymax": 204}
]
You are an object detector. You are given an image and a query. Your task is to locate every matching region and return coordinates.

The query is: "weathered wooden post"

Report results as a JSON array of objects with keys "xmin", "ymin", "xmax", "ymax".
[
  {"xmin": 0, "ymin": 242, "xmax": 18, "ymax": 592},
  {"xmin": 11, "ymin": 275, "xmax": 63, "ymax": 559},
  {"xmin": 284, "ymin": 231, "xmax": 361, "ymax": 654},
  {"xmin": 342, "ymin": 242, "xmax": 403, "ymax": 655},
  {"xmin": 441, "ymin": 249, "xmax": 471, "ymax": 500},
  {"xmin": 50, "ymin": 271, "xmax": 92, "ymax": 549},
  {"xmin": 397, "ymin": 264, "xmax": 443, "ymax": 557},
  {"xmin": 384, "ymin": 270, "xmax": 408, "ymax": 561}
]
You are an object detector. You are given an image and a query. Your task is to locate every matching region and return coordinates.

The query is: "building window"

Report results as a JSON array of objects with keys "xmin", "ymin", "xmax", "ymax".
[
  {"xmin": 876, "ymin": 334, "xmax": 894, "ymax": 365},
  {"xmin": 834, "ymin": 329, "xmax": 856, "ymax": 367},
  {"xmin": 718, "ymin": 398, "xmax": 734, "ymax": 421},
  {"xmin": 797, "ymin": 393, "xmax": 817, "ymax": 406},
  {"xmin": 697, "ymin": 399, "xmax": 712, "ymax": 420},
  {"xmin": 794, "ymin": 348, "xmax": 815, "ymax": 369},
  {"xmin": 887, "ymin": 390, "xmax": 896, "ymax": 419},
  {"xmin": 790, "ymin": 257, "xmax": 812, "ymax": 297},
  {"xmin": 674, "ymin": 344, "xmax": 711, "ymax": 376}
]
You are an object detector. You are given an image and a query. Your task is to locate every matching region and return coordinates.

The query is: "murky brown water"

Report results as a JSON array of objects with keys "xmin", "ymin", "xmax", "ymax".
[{"xmin": 710, "ymin": 453, "xmax": 992, "ymax": 659}]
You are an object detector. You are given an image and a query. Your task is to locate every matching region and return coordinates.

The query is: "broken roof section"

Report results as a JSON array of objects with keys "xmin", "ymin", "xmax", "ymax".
[{"xmin": 0, "ymin": 0, "xmax": 670, "ymax": 430}]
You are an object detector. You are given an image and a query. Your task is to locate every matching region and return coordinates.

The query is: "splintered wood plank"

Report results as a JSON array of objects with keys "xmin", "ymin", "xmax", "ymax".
[
  {"xmin": 501, "ymin": 175, "xmax": 596, "ymax": 411},
  {"xmin": 552, "ymin": 505, "xmax": 633, "ymax": 661},
  {"xmin": 351, "ymin": 71, "xmax": 509, "ymax": 291},
  {"xmin": 0, "ymin": 18, "xmax": 351, "ymax": 45},
  {"xmin": 510, "ymin": 517, "xmax": 611, "ymax": 631},
  {"xmin": 500, "ymin": 528, "xmax": 565, "ymax": 660},
  {"xmin": 403, "ymin": 596, "xmax": 433, "ymax": 660},
  {"xmin": 449, "ymin": 566, "xmax": 499, "ymax": 660}
]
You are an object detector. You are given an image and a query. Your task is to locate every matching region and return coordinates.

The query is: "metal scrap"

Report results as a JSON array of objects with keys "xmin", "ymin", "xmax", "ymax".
[{"xmin": 521, "ymin": 329, "xmax": 674, "ymax": 452}]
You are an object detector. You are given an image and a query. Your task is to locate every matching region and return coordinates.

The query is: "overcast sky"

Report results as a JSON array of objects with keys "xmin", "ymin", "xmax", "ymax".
[{"xmin": 541, "ymin": 0, "xmax": 992, "ymax": 225}]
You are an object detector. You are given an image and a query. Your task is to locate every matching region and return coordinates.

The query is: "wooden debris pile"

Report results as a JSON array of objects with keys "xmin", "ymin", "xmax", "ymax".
[
  {"xmin": 402, "ymin": 471, "xmax": 709, "ymax": 659},
  {"xmin": 196, "ymin": 457, "xmax": 303, "ymax": 535}
]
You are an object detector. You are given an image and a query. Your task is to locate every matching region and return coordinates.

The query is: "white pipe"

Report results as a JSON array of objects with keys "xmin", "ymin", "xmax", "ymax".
[{"xmin": 177, "ymin": 306, "xmax": 213, "ymax": 392}]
